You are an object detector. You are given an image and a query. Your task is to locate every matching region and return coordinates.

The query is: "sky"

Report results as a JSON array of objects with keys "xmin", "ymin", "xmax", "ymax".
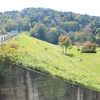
[{"xmin": 0, "ymin": 0, "xmax": 100, "ymax": 16}]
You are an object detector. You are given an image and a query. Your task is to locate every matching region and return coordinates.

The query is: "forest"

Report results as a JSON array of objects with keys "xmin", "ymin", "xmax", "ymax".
[{"xmin": 0, "ymin": 7, "xmax": 100, "ymax": 45}]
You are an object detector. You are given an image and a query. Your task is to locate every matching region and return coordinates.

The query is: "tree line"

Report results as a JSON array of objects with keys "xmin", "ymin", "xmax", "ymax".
[{"xmin": 0, "ymin": 7, "xmax": 100, "ymax": 45}]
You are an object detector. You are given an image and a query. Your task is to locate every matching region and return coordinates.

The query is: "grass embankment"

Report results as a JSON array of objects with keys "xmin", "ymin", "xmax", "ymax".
[{"xmin": 6, "ymin": 33, "xmax": 100, "ymax": 91}]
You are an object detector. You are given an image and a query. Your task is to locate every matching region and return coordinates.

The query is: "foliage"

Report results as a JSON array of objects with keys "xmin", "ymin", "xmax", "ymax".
[
  {"xmin": 1, "ymin": 8, "xmax": 100, "ymax": 45},
  {"xmin": 63, "ymin": 37, "xmax": 71, "ymax": 54},
  {"xmin": 7, "ymin": 33, "xmax": 100, "ymax": 91},
  {"xmin": 0, "ymin": 43, "xmax": 20, "ymax": 83},
  {"xmin": 30, "ymin": 23, "xmax": 46, "ymax": 40},
  {"xmin": 58, "ymin": 34, "xmax": 71, "ymax": 54},
  {"xmin": 81, "ymin": 42, "xmax": 98, "ymax": 53}
]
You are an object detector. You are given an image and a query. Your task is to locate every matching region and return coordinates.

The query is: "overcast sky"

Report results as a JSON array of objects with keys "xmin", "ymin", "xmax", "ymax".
[{"xmin": 0, "ymin": 0, "xmax": 100, "ymax": 16}]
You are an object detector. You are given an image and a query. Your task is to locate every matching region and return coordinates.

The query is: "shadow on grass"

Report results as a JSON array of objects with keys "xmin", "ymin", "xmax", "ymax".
[{"xmin": 65, "ymin": 53, "xmax": 74, "ymax": 57}]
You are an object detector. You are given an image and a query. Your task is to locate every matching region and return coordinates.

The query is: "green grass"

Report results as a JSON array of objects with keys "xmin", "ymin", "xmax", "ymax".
[{"xmin": 6, "ymin": 32, "xmax": 100, "ymax": 91}]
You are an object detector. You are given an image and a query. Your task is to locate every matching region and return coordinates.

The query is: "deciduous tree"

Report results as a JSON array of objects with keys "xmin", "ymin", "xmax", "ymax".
[{"xmin": 58, "ymin": 34, "xmax": 71, "ymax": 54}]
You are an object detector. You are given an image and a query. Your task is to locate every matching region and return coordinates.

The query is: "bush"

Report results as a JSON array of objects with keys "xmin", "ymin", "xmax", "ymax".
[
  {"xmin": 81, "ymin": 42, "xmax": 98, "ymax": 53},
  {"xmin": 0, "ymin": 43, "xmax": 20, "ymax": 83},
  {"xmin": 0, "ymin": 43, "xmax": 20, "ymax": 67}
]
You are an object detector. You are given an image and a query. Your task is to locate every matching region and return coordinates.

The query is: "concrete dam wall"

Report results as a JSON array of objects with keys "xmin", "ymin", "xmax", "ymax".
[{"xmin": 0, "ymin": 65, "xmax": 100, "ymax": 100}]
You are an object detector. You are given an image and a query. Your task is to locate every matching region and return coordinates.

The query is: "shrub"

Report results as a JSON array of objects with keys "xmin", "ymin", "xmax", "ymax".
[
  {"xmin": 0, "ymin": 43, "xmax": 20, "ymax": 83},
  {"xmin": 81, "ymin": 42, "xmax": 98, "ymax": 53},
  {"xmin": 0, "ymin": 43, "xmax": 19, "ymax": 66}
]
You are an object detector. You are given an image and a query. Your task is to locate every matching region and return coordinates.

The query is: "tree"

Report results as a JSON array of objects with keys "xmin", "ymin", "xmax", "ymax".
[
  {"xmin": 96, "ymin": 37, "xmax": 100, "ymax": 46},
  {"xmin": 95, "ymin": 28, "xmax": 100, "ymax": 35},
  {"xmin": 46, "ymin": 27, "xmax": 58, "ymax": 44},
  {"xmin": 58, "ymin": 34, "xmax": 65, "ymax": 53},
  {"xmin": 0, "ymin": 28, "xmax": 6, "ymax": 34},
  {"xmin": 64, "ymin": 21, "xmax": 79, "ymax": 32},
  {"xmin": 5, "ymin": 19, "xmax": 17, "ymax": 32},
  {"xmin": 74, "ymin": 32, "xmax": 86, "ymax": 43},
  {"xmin": 37, "ymin": 23, "xmax": 46, "ymax": 40},
  {"xmin": 21, "ymin": 18, "xmax": 30, "ymax": 31},
  {"xmin": 63, "ymin": 36, "xmax": 71, "ymax": 54},
  {"xmin": 1, "ymin": 7, "xmax": 100, "ymax": 45},
  {"xmin": 58, "ymin": 34, "xmax": 71, "ymax": 54},
  {"xmin": 43, "ymin": 17, "xmax": 49, "ymax": 24},
  {"xmin": 30, "ymin": 23, "xmax": 46, "ymax": 41},
  {"xmin": 32, "ymin": 22, "xmax": 36, "ymax": 28},
  {"xmin": 51, "ymin": 20, "xmax": 56, "ymax": 27}
]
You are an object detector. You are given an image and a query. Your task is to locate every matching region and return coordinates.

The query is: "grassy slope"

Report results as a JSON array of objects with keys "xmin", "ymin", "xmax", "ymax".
[{"xmin": 6, "ymin": 33, "xmax": 100, "ymax": 91}]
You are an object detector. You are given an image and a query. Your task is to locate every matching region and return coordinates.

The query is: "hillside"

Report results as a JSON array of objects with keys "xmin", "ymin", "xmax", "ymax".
[
  {"xmin": 0, "ymin": 7, "xmax": 100, "ymax": 45},
  {"xmin": 6, "ymin": 33, "xmax": 100, "ymax": 91}
]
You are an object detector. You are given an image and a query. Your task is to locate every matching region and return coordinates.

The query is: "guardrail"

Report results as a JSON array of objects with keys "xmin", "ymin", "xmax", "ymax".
[{"xmin": 0, "ymin": 33, "xmax": 18, "ymax": 44}]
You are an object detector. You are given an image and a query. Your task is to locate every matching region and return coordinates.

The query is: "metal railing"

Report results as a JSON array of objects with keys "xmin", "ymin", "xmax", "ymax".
[{"xmin": 0, "ymin": 33, "xmax": 18, "ymax": 44}]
